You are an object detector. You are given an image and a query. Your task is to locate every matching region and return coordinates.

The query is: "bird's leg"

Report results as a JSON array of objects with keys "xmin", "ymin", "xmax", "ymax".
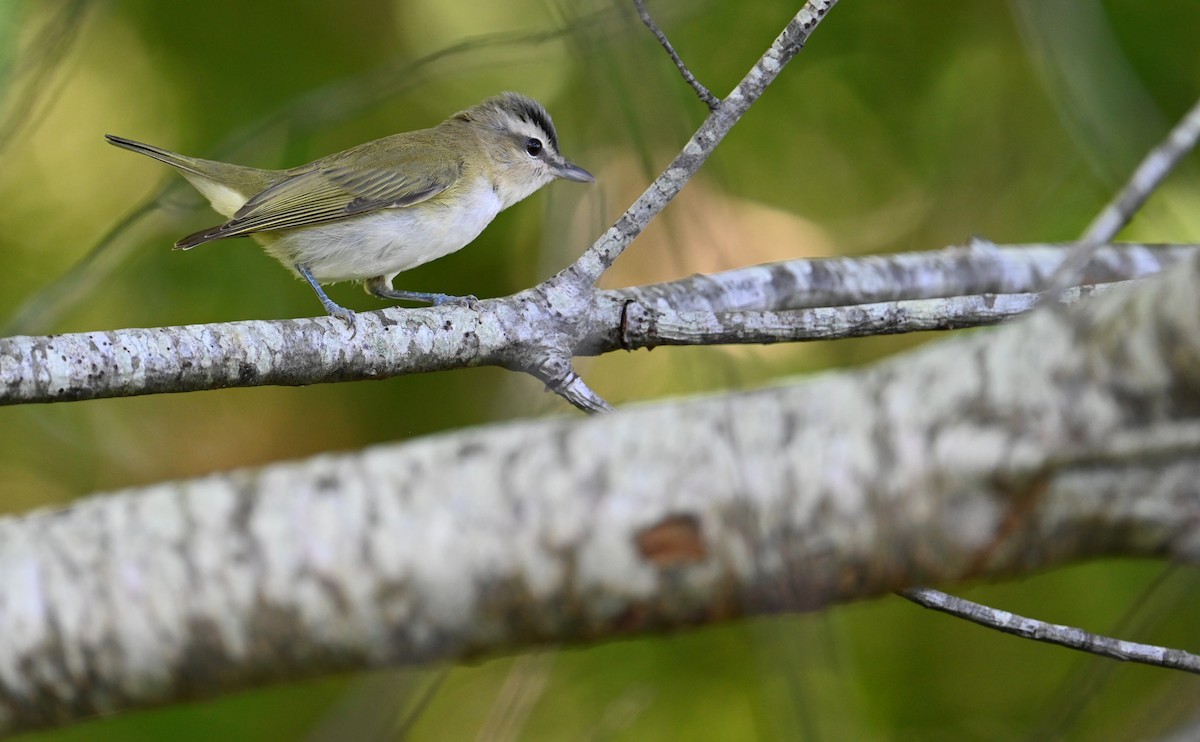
[
  {"xmin": 296, "ymin": 263, "xmax": 356, "ymax": 326},
  {"xmin": 365, "ymin": 276, "xmax": 478, "ymax": 307}
]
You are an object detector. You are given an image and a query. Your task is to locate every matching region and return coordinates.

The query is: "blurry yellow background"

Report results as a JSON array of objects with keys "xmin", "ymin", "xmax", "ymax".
[{"xmin": 3, "ymin": 0, "xmax": 1200, "ymax": 738}]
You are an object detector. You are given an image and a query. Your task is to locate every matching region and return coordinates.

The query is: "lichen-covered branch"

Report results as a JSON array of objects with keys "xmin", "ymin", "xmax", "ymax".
[
  {"xmin": 609, "ymin": 241, "xmax": 1197, "ymax": 312},
  {"xmin": 4, "ymin": 244, "xmax": 1191, "ymax": 406},
  {"xmin": 617, "ymin": 283, "xmax": 1116, "ymax": 349},
  {"xmin": 4, "ymin": 246, "xmax": 1200, "ymax": 735},
  {"xmin": 0, "ymin": 296, "xmax": 608, "ymax": 404}
]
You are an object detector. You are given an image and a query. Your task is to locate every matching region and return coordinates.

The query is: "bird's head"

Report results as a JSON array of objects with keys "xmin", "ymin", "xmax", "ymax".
[{"xmin": 454, "ymin": 92, "xmax": 594, "ymax": 208}]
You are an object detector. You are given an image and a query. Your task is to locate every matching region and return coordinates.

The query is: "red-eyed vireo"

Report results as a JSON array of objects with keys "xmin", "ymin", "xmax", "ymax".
[{"xmin": 106, "ymin": 92, "xmax": 594, "ymax": 323}]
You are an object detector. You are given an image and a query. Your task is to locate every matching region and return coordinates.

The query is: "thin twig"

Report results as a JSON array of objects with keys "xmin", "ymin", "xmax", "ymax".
[
  {"xmin": 633, "ymin": 0, "xmax": 720, "ymax": 110},
  {"xmin": 569, "ymin": 0, "xmax": 838, "ymax": 283},
  {"xmin": 1046, "ymin": 94, "xmax": 1200, "ymax": 296},
  {"xmin": 552, "ymin": 371, "xmax": 614, "ymax": 414},
  {"xmin": 901, "ymin": 587, "xmax": 1200, "ymax": 674},
  {"xmin": 1028, "ymin": 566, "xmax": 1187, "ymax": 739}
]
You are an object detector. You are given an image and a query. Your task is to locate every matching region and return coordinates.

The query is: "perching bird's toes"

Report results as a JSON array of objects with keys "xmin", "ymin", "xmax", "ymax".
[{"xmin": 431, "ymin": 293, "xmax": 479, "ymax": 309}]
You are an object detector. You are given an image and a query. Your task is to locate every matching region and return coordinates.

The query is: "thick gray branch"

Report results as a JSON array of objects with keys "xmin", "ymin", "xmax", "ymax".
[
  {"xmin": 0, "ymin": 294, "xmax": 619, "ymax": 404},
  {"xmin": 4, "ymin": 248, "xmax": 1200, "ymax": 735}
]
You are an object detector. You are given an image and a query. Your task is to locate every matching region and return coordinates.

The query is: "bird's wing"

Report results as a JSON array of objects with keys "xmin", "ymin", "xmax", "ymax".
[{"xmin": 176, "ymin": 148, "xmax": 463, "ymax": 248}]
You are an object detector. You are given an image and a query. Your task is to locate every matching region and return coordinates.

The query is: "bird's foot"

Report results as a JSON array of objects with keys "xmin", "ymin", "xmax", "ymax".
[{"xmin": 327, "ymin": 304, "xmax": 357, "ymax": 327}]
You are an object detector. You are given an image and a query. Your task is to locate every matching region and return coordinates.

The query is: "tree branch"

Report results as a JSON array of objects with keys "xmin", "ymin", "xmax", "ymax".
[
  {"xmin": 1047, "ymin": 94, "xmax": 1200, "ymax": 295},
  {"xmin": 611, "ymin": 241, "xmax": 1197, "ymax": 312},
  {"xmin": 0, "ymin": 2, "xmax": 842, "ymax": 415},
  {"xmin": 5, "ymin": 247, "xmax": 1200, "ymax": 734},
  {"xmin": 900, "ymin": 588, "xmax": 1200, "ymax": 674},
  {"xmin": 528, "ymin": 356, "xmax": 614, "ymax": 414},
  {"xmin": 568, "ymin": 0, "xmax": 838, "ymax": 282},
  {"xmin": 633, "ymin": 0, "xmax": 720, "ymax": 110},
  {"xmin": 617, "ymin": 283, "xmax": 1118, "ymax": 348},
  {"xmin": 4, "ymin": 244, "xmax": 1195, "ymax": 406}
]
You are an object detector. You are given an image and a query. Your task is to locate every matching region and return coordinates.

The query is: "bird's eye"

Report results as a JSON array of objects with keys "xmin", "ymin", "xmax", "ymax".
[{"xmin": 525, "ymin": 138, "xmax": 543, "ymax": 156}]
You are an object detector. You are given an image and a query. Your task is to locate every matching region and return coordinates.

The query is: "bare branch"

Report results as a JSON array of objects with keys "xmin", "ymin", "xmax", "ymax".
[
  {"xmin": 901, "ymin": 588, "xmax": 1200, "ymax": 674},
  {"xmin": 5, "ymin": 248, "xmax": 1200, "ymax": 734},
  {"xmin": 617, "ymin": 283, "xmax": 1118, "ymax": 349},
  {"xmin": 612, "ymin": 241, "xmax": 1198, "ymax": 312},
  {"xmin": 1047, "ymin": 95, "xmax": 1200, "ymax": 295},
  {"xmin": 569, "ymin": 0, "xmax": 839, "ymax": 282},
  {"xmin": 0, "ymin": 302, "xmax": 537, "ymax": 404},
  {"xmin": 4, "ymin": 244, "xmax": 1193, "ymax": 407},
  {"xmin": 633, "ymin": 0, "xmax": 720, "ymax": 110},
  {"xmin": 529, "ymin": 355, "xmax": 614, "ymax": 413},
  {"xmin": 1028, "ymin": 566, "xmax": 1191, "ymax": 737}
]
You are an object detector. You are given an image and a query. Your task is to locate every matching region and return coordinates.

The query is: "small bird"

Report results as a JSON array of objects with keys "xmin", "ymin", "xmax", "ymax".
[{"xmin": 106, "ymin": 92, "xmax": 594, "ymax": 323}]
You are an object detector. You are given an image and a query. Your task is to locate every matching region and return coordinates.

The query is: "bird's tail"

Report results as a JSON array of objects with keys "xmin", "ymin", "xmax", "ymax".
[
  {"xmin": 104, "ymin": 135, "xmax": 212, "ymax": 177},
  {"xmin": 105, "ymin": 134, "xmax": 283, "ymax": 228}
]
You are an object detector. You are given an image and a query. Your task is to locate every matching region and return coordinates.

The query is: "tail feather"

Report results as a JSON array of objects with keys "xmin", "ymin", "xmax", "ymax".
[
  {"xmin": 104, "ymin": 134, "xmax": 207, "ymax": 177},
  {"xmin": 106, "ymin": 133, "xmax": 285, "ymax": 222}
]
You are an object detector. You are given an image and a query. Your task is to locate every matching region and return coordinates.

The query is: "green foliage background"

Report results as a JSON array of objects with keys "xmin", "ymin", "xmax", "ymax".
[{"xmin": 2, "ymin": 0, "xmax": 1200, "ymax": 739}]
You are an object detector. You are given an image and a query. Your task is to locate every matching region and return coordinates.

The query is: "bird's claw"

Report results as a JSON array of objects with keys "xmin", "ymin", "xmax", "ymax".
[{"xmin": 327, "ymin": 305, "xmax": 358, "ymax": 336}]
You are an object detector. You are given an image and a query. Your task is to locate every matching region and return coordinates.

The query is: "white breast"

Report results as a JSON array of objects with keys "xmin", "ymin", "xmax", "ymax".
[{"xmin": 257, "ymin": 177, "xmax": 504, "ymax": 284}]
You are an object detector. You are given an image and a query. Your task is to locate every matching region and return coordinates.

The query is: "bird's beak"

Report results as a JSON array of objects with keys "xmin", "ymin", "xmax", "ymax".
[{"xmin": 553, "ymin": 157, "xmax": 595, "ymax": 183}]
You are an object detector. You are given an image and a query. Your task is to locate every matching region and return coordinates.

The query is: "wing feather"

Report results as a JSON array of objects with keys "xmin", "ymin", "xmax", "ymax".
[{"xmin": 176, "ymin": 137, "xmax": 463, "ymax": 247}]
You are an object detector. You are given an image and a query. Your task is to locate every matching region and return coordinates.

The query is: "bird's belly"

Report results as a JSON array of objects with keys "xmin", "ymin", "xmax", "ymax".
[{"xmin": 260, "ymin": 185, "xmax": 504, "ymax": 283}]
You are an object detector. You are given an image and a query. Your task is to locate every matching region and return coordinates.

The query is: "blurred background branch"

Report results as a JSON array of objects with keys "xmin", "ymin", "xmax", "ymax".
[{"xmin": 0, "ymin": 0, "xmax": 91, "ymax": 160}]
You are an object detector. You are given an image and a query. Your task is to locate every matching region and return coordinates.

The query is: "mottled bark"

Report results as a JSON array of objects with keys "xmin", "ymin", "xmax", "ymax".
[{"xmin": 3, "ymin": 243, "xmax": 1194, "ymax": 406}]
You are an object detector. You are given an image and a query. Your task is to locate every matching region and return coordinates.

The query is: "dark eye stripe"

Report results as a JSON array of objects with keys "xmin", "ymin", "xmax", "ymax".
[{"xmin": 509, "ymin": 95, "xmax": 559, "ymax": 151}]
